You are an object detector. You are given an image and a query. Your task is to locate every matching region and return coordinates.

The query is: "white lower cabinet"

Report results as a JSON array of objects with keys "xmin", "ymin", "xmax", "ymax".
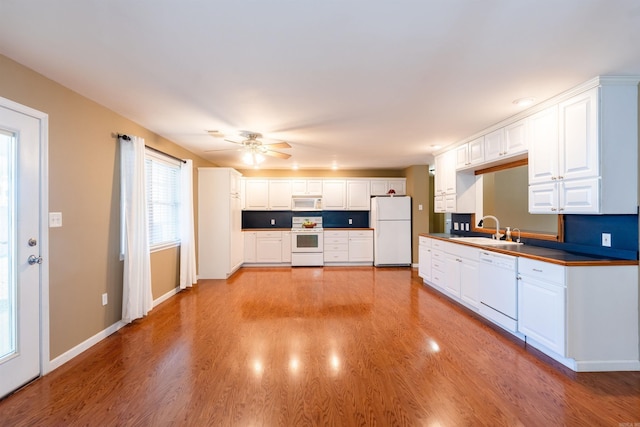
[
  {"xmin": 244, "ymin": 231, "xmax": 288, "ymax": 264},
  {"xmin": 442, "ymin": 242, "xmax": 480, "ymax": 308},
  {"xmin": 517, "ymin": 258, "xmax": 566, "ymax": 356},
  {"xmin": 418, "ymin": 236, "xmax": 432, "ymax": 282},
  {"xmin": 324, "ymin": 229, "xmax": 373, "ymax": 264}
]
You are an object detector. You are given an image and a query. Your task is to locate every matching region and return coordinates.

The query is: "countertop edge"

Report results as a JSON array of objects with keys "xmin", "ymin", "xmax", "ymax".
[{"xmin": 421, "ymin": 233, "xmax": 639, "ymax": 267}]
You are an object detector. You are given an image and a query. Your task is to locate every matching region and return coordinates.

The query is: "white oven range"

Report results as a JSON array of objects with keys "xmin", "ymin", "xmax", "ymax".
[{"xmin": 291, "ymin": 216, "xmax": 324, "ymax": 266}]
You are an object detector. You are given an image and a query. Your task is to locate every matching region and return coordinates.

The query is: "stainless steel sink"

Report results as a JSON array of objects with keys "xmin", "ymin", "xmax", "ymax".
[{"xmin": 450, "ymin": 237, "xmax": 522, "ymax": 246}]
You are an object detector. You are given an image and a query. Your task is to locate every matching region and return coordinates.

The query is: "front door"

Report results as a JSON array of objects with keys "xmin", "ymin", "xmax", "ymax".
[{"xmin": 0, "ymin": 102, "xmax": 42, "ymax": 398}]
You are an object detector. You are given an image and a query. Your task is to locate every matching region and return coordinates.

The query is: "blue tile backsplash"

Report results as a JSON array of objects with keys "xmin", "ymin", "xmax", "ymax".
[
  {"xmin": 242, "ymin": 210, "xmax": 370, "ymax": 229},
  {"xmin": 450, "ymin": 213, "xmax": 639, "ymax": 260}
]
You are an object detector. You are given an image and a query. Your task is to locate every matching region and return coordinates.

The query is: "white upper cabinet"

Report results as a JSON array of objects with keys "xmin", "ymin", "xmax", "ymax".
[
  {"xmin": 244, "ymin": 179, "xmax": 269, "ymax": 210},
  {"xmin": 456, "ymin": 137, "xmax": 484, "ymax": 170},
  {"xmin": 435, "ymin": 150, "xmax": 458, "ymax": 213},
  {"xmin": 346, "ymin": 180, "xmax": 371, "ymax": 210},
  {"xmin": 322, "ymin": 180, "xmax": 346, "ymax": 210},
  {"xmin": 370, "ymin": 178, "xmax": 406, "ymax": 196},
  {"xmin": 528, "ymin": 80, "xmax": 638, "ymax": 214},
  {"xmin": 504, "ymin": 119, "xmax": 528, "ymax": 157},
  {"xmin": 558, "ymin": 88, "xmax": 599, "ymax": 182},
  {"xmin": 268, "ymin": 180, "xmax": 292, "ymax": 210},
  {"xmin": 292, "ymin": 179, "xmax": 323, "ymax": 195},
  {"xmin": 484, "ymin": 121, "xmax": 528, "ymax": 163},
  {"xmin": 528, "ymin": 105, "xmax": 559, "ymax": 185},
  {"xmin": 244, "ymin": 179, "xmax": 292, "ymax": 210}
]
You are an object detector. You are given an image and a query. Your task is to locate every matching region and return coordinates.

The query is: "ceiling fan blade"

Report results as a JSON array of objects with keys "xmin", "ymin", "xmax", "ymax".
[
  {"xmin": 263, "ymin": 141, "xmax": 291, "ymax": 149},
  {"xmin": 264, "ymin": 150, "xmax": 291, "ymax": 159},
  {"xmin": 224, "ymin": 138, "xmax": 245, "ymax": 145},
  {"xmin": 204, "ymin": 147, "xmax": 242, "ymax": 153}
]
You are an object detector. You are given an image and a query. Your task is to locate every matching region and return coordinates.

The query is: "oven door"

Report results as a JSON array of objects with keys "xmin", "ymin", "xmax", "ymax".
[{"xmin": 292, "ymin": 231, "xmax": 323, "ymax": 252}]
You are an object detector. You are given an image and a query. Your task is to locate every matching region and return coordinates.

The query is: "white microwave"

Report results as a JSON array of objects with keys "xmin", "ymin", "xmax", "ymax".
[{"xmin": 291, "ymin": 196, "xmax": 323, "ymax": 211}]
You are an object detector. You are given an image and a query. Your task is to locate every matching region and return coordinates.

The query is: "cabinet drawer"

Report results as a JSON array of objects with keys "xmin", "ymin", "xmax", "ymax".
[
  {"xmin": 257, "ymin": 231, "xmax": 282, "ymax": 239},
  {"xmin": 518, "ymin": 258, "xmax": 565, "ymax": 284},
  {"xmin": 432, "ymin": 239, "xmax": 446, "ymax": 250},
  {"xmin": 419, "ymin": 236, "xmax": 432, "ymax": 247},
  {"xmin": 349, "ymin": 230, "xmax": 372, "ymax": 238},
  {"xmin": 324, "ymin": 236, "xmax": 348, "ymax": 245},
  {"xmin": 324, "ymin": 251, "xmax": 349, "ymax": 262},
  {"xmin": 431, "ymin": 268, "xmax": 445, "ymax": 287},
  {"xmin": 431, "ymin": 258, "xmax": 444, "ymax": 271},
  {"xmin": 325, "ymin": 243, "xmax": 348, "ymax": 252},
  {"xmin": 324, "ymin": 230, "xmax": 347, "ymax": 239}
]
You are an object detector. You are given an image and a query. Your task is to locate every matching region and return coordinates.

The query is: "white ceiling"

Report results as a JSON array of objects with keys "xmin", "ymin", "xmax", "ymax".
[{"xmin": 2, "ymin": 1, "xmax": 640, "ymax": 169}]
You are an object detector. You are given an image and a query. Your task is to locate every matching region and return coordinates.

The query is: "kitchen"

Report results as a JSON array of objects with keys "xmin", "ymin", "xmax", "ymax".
[{"xmin": 1, "ymin": 1, "xmax": 640, "ymax": 424}]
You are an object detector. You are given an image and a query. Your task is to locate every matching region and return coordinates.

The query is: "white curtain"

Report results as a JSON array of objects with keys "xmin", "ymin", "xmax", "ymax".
[
  {"xmin": 179, "ymin": 159, "xmax": 197, "ymax": 289},
  {"xmin": 120, "ymin": 135, "xmax": 153, "ymax": 324}
]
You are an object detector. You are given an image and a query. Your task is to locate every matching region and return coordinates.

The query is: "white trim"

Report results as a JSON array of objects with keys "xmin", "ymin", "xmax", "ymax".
[
  {"xmin": 0, "ymin": 96, "xmax": 52, "ymax": 376},
  {"xmin": 47, "ymin": 321, "xmax": 126, "ymax": 373},
  {"xmin": 574, "ymin": 360, "xmax": 640, "ymax": 372},
  {"xmin": 153, "ymin": 287, "xmax": 181, "ymax": 308}
]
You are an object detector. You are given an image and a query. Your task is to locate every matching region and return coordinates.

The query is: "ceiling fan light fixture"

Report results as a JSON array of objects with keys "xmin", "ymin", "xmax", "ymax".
[{"xmin": 242, "ymin": 149, "xmax": 266, "ymax": 166}]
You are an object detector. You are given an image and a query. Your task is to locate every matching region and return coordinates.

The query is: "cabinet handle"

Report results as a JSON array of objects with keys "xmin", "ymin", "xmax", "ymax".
[
  {"xmin": 558, "ymin": 175, "xmax": 564, "ymax": 180},
  {"xmin": 533, "ymin": 268, "xmax": 543, "ymax": 272},
  {"xmin": 517, "ymin": 276, "xmax": 522, "ymax": 280},
  {"xmin": 558, "ymin": 208, "xmax": 564, "ymax": 211},
  {"xmin": 551, "ymin": 176, "xmax": 557, "ymax": 180},
  {"xmin": 551, "ymin": 208, "xmax": 557, "ymax": 211}
]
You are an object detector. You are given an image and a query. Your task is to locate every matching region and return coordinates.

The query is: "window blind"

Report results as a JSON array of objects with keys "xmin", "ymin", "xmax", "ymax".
[{"xmin": 145, "ymin": 150, "xmax": 181, "ymax": 249}]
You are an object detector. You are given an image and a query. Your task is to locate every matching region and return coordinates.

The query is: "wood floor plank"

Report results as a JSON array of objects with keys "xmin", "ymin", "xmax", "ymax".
[{"xmin": 1, "ymin": 266, "xmax": 639, "ymax": 426}]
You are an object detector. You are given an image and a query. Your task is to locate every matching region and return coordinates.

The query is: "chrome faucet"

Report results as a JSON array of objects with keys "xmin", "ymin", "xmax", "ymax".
[
  {"xmin": 479, "ymin": 215, "xmax": 503, "ymax": 240},
  {"xmin": 512, "ymin": 227, "xmax": 522, "ymax": 243}
]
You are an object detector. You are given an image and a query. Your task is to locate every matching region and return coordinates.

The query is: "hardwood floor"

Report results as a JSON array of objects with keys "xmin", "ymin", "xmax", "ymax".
[{"xmin": 1, "ymin": 267, "xmax": 639, "ymax": 426}]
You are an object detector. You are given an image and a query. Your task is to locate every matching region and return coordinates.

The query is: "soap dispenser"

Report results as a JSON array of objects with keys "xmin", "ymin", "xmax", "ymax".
[{"xmin": 505, "ymin": 227, "xmax": 512, "ymax": 242}]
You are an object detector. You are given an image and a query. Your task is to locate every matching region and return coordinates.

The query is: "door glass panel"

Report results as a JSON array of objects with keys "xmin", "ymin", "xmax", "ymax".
[{"xmin": 0, "ymin": 130, "xmax": 15, "ymax": 360}]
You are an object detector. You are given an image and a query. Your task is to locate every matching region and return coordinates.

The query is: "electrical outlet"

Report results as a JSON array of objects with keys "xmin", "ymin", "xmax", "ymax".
[
  {"xmin": 465, "ymin": 223, "xmax": 470, "ymax": 231},
  {"xmin": 270, "ymin": 219, "xmax": 275, "ymax": 225},
  {"xmin": 348, "ymin": 218, "xmax": 353, "ymax": 225},
  {"xmin": 102, "ymin": 293, "xmax": 108, "ymax": 306},
  {"xmin": 453, "ymin": 222, "xmax": 459, "ymax": 230},
  {"xmin": 602, "ymin": 233, "xmax": 611, "ymax": 247}
]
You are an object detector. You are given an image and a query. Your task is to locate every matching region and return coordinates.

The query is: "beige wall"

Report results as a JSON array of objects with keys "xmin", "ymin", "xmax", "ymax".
[
  {"xmin": 404, "ymin": 165, "xmax": 430, "ymax": 263},
  {"xmin": 0, "ymin": 54, "xmax": 216, "ymax": 359}
]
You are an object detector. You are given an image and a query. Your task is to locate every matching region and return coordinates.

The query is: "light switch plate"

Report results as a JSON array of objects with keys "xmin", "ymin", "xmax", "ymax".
[
  {"xmin": 453, "ymin": 222, "xmax": 459, "ymax": 230},
  {"xmin": 602, "ymin": 233, "xmax": 611, "ymax": 247},
  {"xmin": 49, "ymin": 212, "xmax": 62, "ymax": 228}
]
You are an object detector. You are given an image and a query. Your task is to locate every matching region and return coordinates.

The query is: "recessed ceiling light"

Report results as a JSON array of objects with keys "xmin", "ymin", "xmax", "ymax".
[
  {"xmin": 513, "ymin": 97, "xmax": 536, "ymax": 107},
  {"xmin": 292, "ymin": 164, "xmax": 299, "ymax": 170},
  {"xmin": 430, "ymin": 144, "xmax": 442, "ymax": 150},
  {"xmin": 331, "ymin": 163, "xmax": 338, "ymax": 170}
]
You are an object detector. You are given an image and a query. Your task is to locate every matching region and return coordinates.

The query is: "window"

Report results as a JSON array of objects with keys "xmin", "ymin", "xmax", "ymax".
[{"xmin": 145, "ymin": 149, "xmax": 181, "ymax": 250}]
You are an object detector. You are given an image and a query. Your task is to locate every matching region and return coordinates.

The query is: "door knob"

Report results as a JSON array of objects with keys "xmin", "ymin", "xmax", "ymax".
[{"xmin": 28, "ymin": 255, "xmax": 43, "ymax": 265}]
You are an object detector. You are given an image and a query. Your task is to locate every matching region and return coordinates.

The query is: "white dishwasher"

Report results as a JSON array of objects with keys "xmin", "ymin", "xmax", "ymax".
[{"xmin": 478, "ymin": 251, "xmax": 518, "ymax": 332}]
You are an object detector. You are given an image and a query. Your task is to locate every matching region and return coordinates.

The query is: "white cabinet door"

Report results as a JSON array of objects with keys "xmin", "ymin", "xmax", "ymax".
[
  {"xmin": 443, "ymin": 150, "xmax": 457, "ymax": 194},
  {"xmin": 528, "ymin": 105, "xmax": 559, "ymax": 185},
  {"xmin": 256, "ymin": 232, "xmax": 283, "ymax": 263},
  {"xmin": 230, "ymin": 195, "xmax": 244, "ymax": 270},
  {"xmin": 268, "ymin": 180, "xmax": 292, "ymax": 209},
  {"xmin": 434, "ymin": 195, "xmax": 445, "ymax": 213},
  {"xmin": 281, "ymin": 231, "xmax": 291, "ymax": 263},
  {"xmin": 528, "ymin": 182, "xmax": 558, "ymax": 213},
  {"xmin": 559, "ymin": 178, "xmax": 599, "ymax": 213},
  {"xmin": 455, "ymin": 144, "xmax": 469, "ymax": 169},
  {"xmin": 292, "ymin": 179, "xmax": 323, "ymax": 195},
  {"xmin": 444, "ymin": 253, "xmax": 461, "ymax": 298},
  {"xmin": 323, "ymin": 180, "xmax": 346, "ymax": 210},
  {"xmin": 370, "ymin": 180, "xmax": 388, "ymax": 196},
  {"xmin": 418, "ymin": 242, "xmax": 431, "ymax": 282},
  {"xmin": 244, "ymin": 232, "xmax": 257, "ymax": 263},
  {"xmin": 434, "ymin": 154, "xmax": 446, "ymax": 195},
  {"xmin": 504, "ymin": 119, "xmax": 528, "ymax": 156},
  {"xmin": 558, "ymin": 87, "xmax": 599, "ymax": 181},
  {"xmin": 518, "ymin": 275, "xmax": 566, "ymax": 356},
  {"xmin": 244, "ymin": 180, "xmax": 269, "ymax": 210},
  {"xmin": 387, "ymin": 179, "xmax": 406, "ymax": 195},
  {"xmin": 348, "ymin": 230, "xmax": 373, "ymax": 262},
  {"xmin": 346, "ymin": 180, "xmax": 370, "ymax": 210},
  {"xmin": 468, "ymin": 137, "xmax": 484, "ymax": 165},
  {"xmin": 460, "ymin": 258, "xmax": 479, "ymax": 308}
]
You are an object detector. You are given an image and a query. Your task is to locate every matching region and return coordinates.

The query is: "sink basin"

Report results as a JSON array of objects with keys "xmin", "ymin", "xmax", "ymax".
[{"xmin": 450, "ymin": 237, "xmax": 522, "ymax": 246}]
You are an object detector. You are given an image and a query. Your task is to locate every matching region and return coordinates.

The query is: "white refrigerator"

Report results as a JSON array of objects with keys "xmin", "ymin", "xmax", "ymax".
[{"xmin": 370, "ymin": 196, "xmax": 412, "ymax": 266}]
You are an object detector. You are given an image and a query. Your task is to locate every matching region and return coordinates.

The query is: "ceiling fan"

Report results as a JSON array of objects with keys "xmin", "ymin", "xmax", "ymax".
[{"xmin": 206, "ymin": 130, "xmax": 291, "ymax": 165}]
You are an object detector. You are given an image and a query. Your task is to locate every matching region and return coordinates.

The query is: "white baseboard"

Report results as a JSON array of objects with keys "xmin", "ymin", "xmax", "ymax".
[
  {"xmin": 574, "ymin": 360, "xmax": 640, "ymax": 372},
  {"xmin": 153, "ymin": 286, "xmax": 181, "ymax": 307},
  {"xmin": 46, "ymin": 320, "xmax": 126, "ymax": 373},
  {"xmin": 45, "ymin": 286, "xmax": 182, "ymax": 374}
]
